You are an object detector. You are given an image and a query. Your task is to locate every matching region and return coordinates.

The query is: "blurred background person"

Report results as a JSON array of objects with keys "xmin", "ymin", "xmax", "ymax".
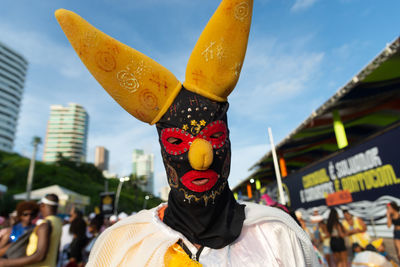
[
  {"xmin": 65, "ymin": 213, "xmax": 88, "ymax": 267},
  {"xmin": 318, "ymin": 218, "xmax": 334, "ymax": 267},
  {"xmin": 295, "ymin": 210, "xmax": 312, "ymax": 240},
  {"xmin": 0, "ymin": 201, "xmax": 38, "ymax": 256},
  {"xmin": 0, "ymin": 194, "xmax": 62, "ymax": 266},
  {"xmin": 342, "ymin": 209, "xmax": 370, "ymax": 252},
  {"xmin": 82, "ymin": 215, "xmax": 103, "ymax": 266},
  {"xmin": 59, "ymin": 207, "xmax": 83, "ymax": 267},
  {"xmin": 327, "ymin": 208, "xmax": 348, "ymax": 267},
  {"xmin": 387, "ymin": 201, "xmax": 400, "ymax": 262},
  {"xmin": 310, "ymin": 208, "xmax": 323, "ymax": 246}
]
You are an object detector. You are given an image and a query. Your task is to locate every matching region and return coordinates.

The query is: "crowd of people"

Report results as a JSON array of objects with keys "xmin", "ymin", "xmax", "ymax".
[
  {"xmin": 1, "ymin": 191, "xmax": 400, "ymax": 267},
  {"xmin": 0, "ymin": 195, "xmax": 129, "ymax": 267},
  {"xmin": 295, "ymin": 202, "xmax": 400, "ymax": 267}
]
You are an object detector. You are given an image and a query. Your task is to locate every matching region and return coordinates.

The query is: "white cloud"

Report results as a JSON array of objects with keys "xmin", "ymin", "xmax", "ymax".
[
  {"xmin": 291, "ymin": 0, "xmax": 319, "ymax": 12},
  {"xmin": 230, "ymin": 36, "xmax": 324, "ymax": 123}
]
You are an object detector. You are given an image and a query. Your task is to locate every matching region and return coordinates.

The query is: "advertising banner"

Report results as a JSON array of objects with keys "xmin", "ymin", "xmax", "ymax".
[{"xmin": 282, "ymin": 125, "xmax": 400, "ymax": 210}]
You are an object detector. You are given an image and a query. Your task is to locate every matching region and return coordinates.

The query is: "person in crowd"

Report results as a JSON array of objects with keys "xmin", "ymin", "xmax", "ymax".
[
  {"xmin": 295, "ymin": 210, "xmax": 313, "ymax": 240},
  {"xmin": 59, "ymin": 207, "xmax": 84, "ymax": 267},
  {"xmin": 371, "ymin": 239, "xmax": 387, "ymax": 258},
  {"xmin": 82, "ymin": 215, "xmax": 103, "ymax": 265},
  {"xmin": 55, "ymin": 1, "xmax": 320, "ymax": 265},
  {"xmin": 0, "ymin": 216, "xmax": 10, "ymax": 244},
  {"xmin": 342, "ymin": 209, "xmax": 370, "ymax": 251},
  {"xmin": 65, "ymin": 215, "xmax": 88, "ymax": 267},
  {"xmin": 108, "ymin": 215, "xmax": 118, "ymax": 226},
  {"xmin": 0, "ymin": 194, "xmax": 62, "ymax": 267},
  {"xmin": 327, "ymin": 208, "xmax": 348, "ymax": 267},
  {"xmin": 387, "ymin": 201, "xmax": 400, "ymax": 262},
  {"xmin": 310, "ymin": 208, "xmax": 323, "ymax": 245},
  {"xmin": 0, "ymin": 201, "xmax": 38, "ymax": 257},
  {"xmin": 318, "ymin": 219, "xmax": 333, "ymax": 267},
  {"xmin": 9, "ymin": 201, "xmax": 38, "ymax": 243},
  {"xmin": 352, "ymin": 242, "xmax": 364, "ymax": 258},
  {"xmin": 371, "ymin": 238, "xmax": 399, "ymax": 266},
  {"xmin": 352, "ymin": 245, "xmax": 393, "ymax": 267}
]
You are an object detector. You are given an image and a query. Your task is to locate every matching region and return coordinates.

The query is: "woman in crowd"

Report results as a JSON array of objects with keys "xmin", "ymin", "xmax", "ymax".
[
  {"xmin": 386, "ymin": 201, "xmax": 400, "ymax": 262},
  {"xmin": 327, "ymin": 208, "xmax": 348, "ymax": 267},
  {"xmin": 0, "ymin": 201, "xmax": 38, "ymax": 256},
  {"xmin": 65, "ymin": 215, "xmax": 88, "ymax": 267},
  {"xmin": 318, "ymin": 219, "xmax": 334, "ymax": 267},
  {"xmin": 82, "ymin": 215, "xmax": 103, "ymax": 265}
]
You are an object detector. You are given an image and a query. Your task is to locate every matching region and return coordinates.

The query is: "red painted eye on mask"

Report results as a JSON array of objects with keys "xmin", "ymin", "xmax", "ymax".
[
  {"xmin": 199, "ymin": 120, "xmax": 227, "ymax": 149},
  {"xmin": 161, "ymin": 128, "xmax": 194, "ymax": 155}
]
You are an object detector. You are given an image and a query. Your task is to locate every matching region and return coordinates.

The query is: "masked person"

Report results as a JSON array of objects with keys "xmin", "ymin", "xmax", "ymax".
[{"xmin": 54, "ymin": 1, "xmax": 319, "ymax": 266}]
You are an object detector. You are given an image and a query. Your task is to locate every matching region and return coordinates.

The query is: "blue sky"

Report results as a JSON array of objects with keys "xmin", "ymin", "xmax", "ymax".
[{"xmin": 1, "ymin": 0, "xmax": 399, "ymax": 196}]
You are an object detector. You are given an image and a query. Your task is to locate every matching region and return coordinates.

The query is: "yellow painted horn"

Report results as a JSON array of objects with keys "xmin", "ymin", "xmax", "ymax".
[
  {"xmin": 184, "ymin": 0, "xmax": 253, "ymax": 102},
  {"xmin": 55, "ymin": 9, "xmax": 181, "ymax": 124}
]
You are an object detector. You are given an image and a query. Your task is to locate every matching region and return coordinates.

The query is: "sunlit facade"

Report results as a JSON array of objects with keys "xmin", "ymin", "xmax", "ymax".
[
  {"xmin": 95, "ymin": 146, "xmax": 109, "ymax": 171},
  {"xmin": 43, "ymin": 103, "xmax": 89, "ymax": 163},
  {"xmin": 132, "ymin": 149, "xmax": 154, "ymax": 194},
  {"xmin": 0, "ymin": 41, "xmax": 28, "ymax": 152}
]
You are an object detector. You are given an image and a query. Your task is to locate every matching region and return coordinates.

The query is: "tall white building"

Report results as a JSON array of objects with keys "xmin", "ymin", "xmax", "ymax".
[
  {"xmin": 132, "ymin": 149, "xmax": 154, "ymax": 194},
  {"xmin": 0, "ymin": 41, "xmax": 28, "ymax": 152},
  {"xmin": 43, "ymin": 103, "xmax": 89, "ymax": 163}
]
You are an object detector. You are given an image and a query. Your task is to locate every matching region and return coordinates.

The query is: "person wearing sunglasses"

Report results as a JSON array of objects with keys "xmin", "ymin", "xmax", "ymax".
[
  {"xmin": 0, "ymin": 194, "xmax": 62, "ymax": 267},
  {"xmin": 9, "ymin": 201, "xmax": 39, "ymax": 244},
  {"xmin": 0, "ymin": 201, "xmax": 38, "ymax": 258}
]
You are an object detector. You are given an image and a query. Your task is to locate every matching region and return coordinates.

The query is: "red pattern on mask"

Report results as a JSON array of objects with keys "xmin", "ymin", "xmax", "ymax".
[
  {"xmin": 161, "ymin": 120, "xmax": 227, "ymax": 155},
  {"xmin": 181, "ymin": 170, "xmax": 219, "ymax": 192}
]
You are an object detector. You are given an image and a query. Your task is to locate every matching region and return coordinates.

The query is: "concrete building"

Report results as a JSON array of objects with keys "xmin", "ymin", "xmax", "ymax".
[
  {"xmin": 132, "ymin": 149, "xmax": 154, "ymax": 194},
  {"xmin": 43, "ymin": 103, "xmax": 88, "ymax": 163},
  {"xmin": 0, "ymin": 41, "xmax": 28, "ymax": 152},
  {"xmin": 95, "ymin": 146, "xmax": 109, "ymax": 171}
]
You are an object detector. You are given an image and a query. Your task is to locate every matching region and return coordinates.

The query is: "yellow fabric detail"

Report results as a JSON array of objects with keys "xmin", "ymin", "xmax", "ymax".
[
  {"xmin": 164, "ymin": 243, "xmax": 202, "ymax": 267},
  {"xmin": 371, "ymin": 238, "xmax": 383, "ymax": 249},
  {"xmin": 342, "ymin": 217, "xmax": 370, "ymax": 247},
  {"xmin": 26, "ymin": 226, "xmax": 39, "ymax": 256},
  {"xmin": 55, "ymin": 9, "xmax": 181, "ymax": 124},
  {"xmin": 188, "ymin": 139, "xmax": 213, "ymax": 170},
  {"xmin": 184, "ymin": 0, "xmax": 253, "ymax": 102},
  {"xmin": 26, "ymin": 216, "xmax": 62, "ymax": 267}
]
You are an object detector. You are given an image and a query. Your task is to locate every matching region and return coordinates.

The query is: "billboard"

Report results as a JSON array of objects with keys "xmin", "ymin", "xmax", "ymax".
[{"xmin": 282, "ymin": 125, "xmax": 400, "ymax": 210}]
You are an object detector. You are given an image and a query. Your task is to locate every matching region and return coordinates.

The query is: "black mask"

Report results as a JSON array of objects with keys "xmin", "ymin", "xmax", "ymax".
[{"xmin": 156, "ymin": 88, "xmax": 245, "ymax": 249}]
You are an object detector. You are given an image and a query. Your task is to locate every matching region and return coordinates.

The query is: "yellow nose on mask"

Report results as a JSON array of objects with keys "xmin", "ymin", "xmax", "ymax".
[{"xmin": 188, "ymin": 139, "xmax": 213, "ymax": 170}]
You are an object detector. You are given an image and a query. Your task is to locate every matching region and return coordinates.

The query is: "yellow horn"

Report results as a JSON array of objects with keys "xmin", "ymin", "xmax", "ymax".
[
  {"xmin": 55, "ymin": 9, "xmax": 182, "ymax": 124},
  {"xmin": 184, "ymin": 0, "xmax": 253, "ymax": 102}
]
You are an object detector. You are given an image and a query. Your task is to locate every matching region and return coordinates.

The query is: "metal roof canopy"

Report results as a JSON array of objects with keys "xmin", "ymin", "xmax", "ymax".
[{"xmin": 234, "ymin": 37, "xmax": 400, "ymax": 192}]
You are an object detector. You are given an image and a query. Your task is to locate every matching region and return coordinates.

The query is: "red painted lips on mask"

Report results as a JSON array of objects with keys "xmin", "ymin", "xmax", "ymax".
[{"xmin": 181, "ymin": 170, "xmax": 218, "ymax": 192}]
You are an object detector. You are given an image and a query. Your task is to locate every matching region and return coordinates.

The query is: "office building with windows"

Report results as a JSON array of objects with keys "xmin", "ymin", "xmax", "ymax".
[
  {"xmin": 0, "ymin": 41, "xmax": 28, "ymax": 152},
  {"xmin": 95, "ymin": 146, "xmax": 109, "ymax": 171},
  {"xmin": 43, "ymin": 103, "xmax": 89, "ymax": 163},
  {"xmin": 132, "ymin": 149, "xmax": 154, "ymax": 194}
]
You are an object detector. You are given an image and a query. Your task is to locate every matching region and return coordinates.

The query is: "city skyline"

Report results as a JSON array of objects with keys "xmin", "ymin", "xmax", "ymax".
[{"xmin": 1, "ymin": 0, "xmax": 399, "ymax": 195}]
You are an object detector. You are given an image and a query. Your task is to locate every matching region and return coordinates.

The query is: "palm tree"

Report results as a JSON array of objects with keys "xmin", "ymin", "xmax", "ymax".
[{"xmin": 26, "ymin": 136, "xmax": 42, "ymax": 200}]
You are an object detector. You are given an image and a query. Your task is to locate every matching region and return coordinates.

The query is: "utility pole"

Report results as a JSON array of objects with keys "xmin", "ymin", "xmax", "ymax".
[
  {"xmin": 26, "ymin": 136, "xmax": 41, "ymax": 200},
  {"xmin": 114, "ymin": 176, "xmax": 129, "ymax": 215},
  {"xmin": 268, "ymin": 128, "xmax": 286, "ymax": 205}
]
